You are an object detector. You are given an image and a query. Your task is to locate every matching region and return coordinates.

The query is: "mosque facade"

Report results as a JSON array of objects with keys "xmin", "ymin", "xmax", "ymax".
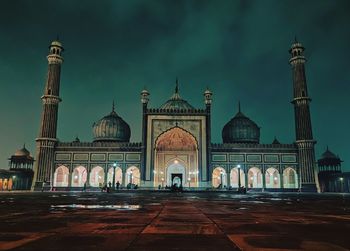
[{"xmin": 32, "ymin": 39, "xmax": 319, "ymax": 192}]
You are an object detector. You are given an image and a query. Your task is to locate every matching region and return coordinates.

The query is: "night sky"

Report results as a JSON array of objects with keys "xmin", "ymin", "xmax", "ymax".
[{"xmin": 0, "ymin": 0, "xmax": 349, "ymax": 170}]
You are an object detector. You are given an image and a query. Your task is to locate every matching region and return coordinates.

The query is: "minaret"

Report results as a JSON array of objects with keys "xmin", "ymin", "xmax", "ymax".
[
  {"xmin": 204, "ymin": 87, "xmax": 212, "ymax": 182},
  {"xmin": 289, "ymin": 38, "xmax": 319, "ymax": 192},
  {"xmin": 32, "ymin": 40, "xmax": 64, "ymax": 190},
  {"xmin": 140, "ymin": 87, "xmax": 150, "ymax": 181}
]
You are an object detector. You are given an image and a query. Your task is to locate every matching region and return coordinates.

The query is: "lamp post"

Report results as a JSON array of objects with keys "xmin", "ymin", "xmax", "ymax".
[
  {"xmin": 12, "ymin": 175, "xmax": 16, "ymax": 190},
  {"xmin": 129, "ymin": 170, "xmax": 133, "ymax": 184},
  {"xmin": 340, "ymin": 177, "xmax": 344, "ymax": 193},
  {"xmin": 112, "ymin": 162, "xmax": 117, "ymax": 189},
  {"xmin": 188, "ymin": 171, "xmax": 192, "ymax": 188},
  {"xmin": 237, "ymin": 165, "xmax": 241, "ymax": 189},
  {"xmin": 220, "ymin": 171, "xmax": 224, "ymax": 188}
]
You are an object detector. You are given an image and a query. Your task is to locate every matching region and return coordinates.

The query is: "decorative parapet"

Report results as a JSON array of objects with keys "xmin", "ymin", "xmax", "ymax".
[
  {"xmin": 146, "ymin": 108, "xmax": 207, "ymax": 115},
  {"xmin": 211, "ymin": 143, "xmax": 297, "ymax": 151},
  {"xmin": 56, "ymin": 141, "xmax": 142, "ymax": 151}
]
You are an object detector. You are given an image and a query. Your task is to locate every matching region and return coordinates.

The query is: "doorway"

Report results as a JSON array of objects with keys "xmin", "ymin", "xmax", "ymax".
[{"xmin": 172, "ymin": 173, "xmax": 183, "ymax": 187}]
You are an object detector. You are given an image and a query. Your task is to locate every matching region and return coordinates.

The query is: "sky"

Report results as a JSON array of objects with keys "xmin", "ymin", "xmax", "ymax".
[{"xmin": 0, "ymin": 0, "xmax": 349, "ymax": 170}]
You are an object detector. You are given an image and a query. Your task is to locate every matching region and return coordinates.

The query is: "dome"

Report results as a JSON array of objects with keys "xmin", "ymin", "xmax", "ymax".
[
  {"xmin": 92, "ymin": 104, "xmax": 131, "ymax": 142},
  {"xmin": 51, "ymin": 40, "xmax": 62, "ymax": 48},
  {"xmin": 160, "ymin": 81, "xmax": 194, "ymax": 110},
  {"xmin": 321, "ymin": 147, "xmax": 338, "ymax": 159},
  {"xmin": 222, "ymin": 104, "xmax": 260, "ymax": 144},
  {"xmin": 15, "ymin": 145, "xmax": 30, "ymax": 157},
  {"xmin": 318, "ymin": 147, "xmax": 342, "ymax": 168}
]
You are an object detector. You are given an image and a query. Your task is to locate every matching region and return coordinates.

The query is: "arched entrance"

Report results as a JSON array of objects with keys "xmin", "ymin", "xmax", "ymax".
[
  {"xmin": 166, "ymin": 160, "xmax": 186, "ymax": 187},
  {"xmin": 283, "ymin": 167, "xmax": 298, "ymax": 188},
  {"xmin": 212, "ymin": 167, "xmax": 227, "ymax": 188},
  {"xmin": 90, "ymin": 166, "xmax": 104, "ymax": 187},
  {"xmin": 54, "ymin": 165, "xmax": 69, "ymax": 187},
  {"xmin": 230, "ymin": 167, "xmax": 245, "ymax": 188},
  {"xmin": 154, "ymin": 127, "xmax": 198, "ymax": 188},
  {"xmin": 248, "ymin": 167, "xmax": 262, "ymax": 188},
  {"xmin": 265, "ymin": 167, "xmax": 280, "ymax": 188},
  {"xmin": 125, "ymin": 166, "xmax": 140, "ymax": 186},
  {"xmin": 71, "ymin": 166, "xmax": 87, "ymax": 187}
]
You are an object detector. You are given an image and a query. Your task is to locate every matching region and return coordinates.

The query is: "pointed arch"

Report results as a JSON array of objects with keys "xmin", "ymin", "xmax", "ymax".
[
  {"xmin": 265, "ymin": 167, "xmax": 280, "ymax": 188},
  {"xmin": 283, "ymin": 167, "xmax": 298, "ymax": 188},
  {"xmin": 248, "ymin": 167, "xmax": 262, "ymax": 188},
  {"xmin": 71, "ymin": 166, "xmax": 87, "ymax": 187},
  {"xmin": 54, "ymin": 165, "xmax": 69, "ymax": 187},
  {"xmin": 155, "ymin": 126, "xmax": 198, "ymax": 151},
  {"xmin": 90, "ymin": 166, "xmax": 104, "ymax": 187},
  {"xmin": 212, "ymin": 167, "xmax": 227, "ymax": 188}
]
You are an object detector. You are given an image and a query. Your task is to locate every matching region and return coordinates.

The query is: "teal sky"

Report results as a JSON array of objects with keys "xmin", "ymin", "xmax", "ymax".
[{"xmin": 0, "ymin": 0, "xmax": 349, "ymax": 170}]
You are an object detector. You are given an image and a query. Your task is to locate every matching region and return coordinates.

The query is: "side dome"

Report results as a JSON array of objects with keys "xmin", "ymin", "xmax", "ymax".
[
  {"xmin": 160, "ymin": 80, "xmax": 194, "ymax": 110},
  {"xmin": 222, "ymin": 104, "xmax": 260, "ymax": 144},
  {"xmin": 92, "ymin": 104, "xmax": 131, "ymax": 142}
]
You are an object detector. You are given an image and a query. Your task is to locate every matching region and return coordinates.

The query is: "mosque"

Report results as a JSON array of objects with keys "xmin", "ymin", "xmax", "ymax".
[{"xmin": 31, "ymin": 39, "xmax": 319, "ymax": 192}]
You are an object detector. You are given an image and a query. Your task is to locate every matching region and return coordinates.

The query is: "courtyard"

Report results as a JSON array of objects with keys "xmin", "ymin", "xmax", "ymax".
[{"xmin": 0, "ymin": 191, "xmax": 349, "ymax": 250}]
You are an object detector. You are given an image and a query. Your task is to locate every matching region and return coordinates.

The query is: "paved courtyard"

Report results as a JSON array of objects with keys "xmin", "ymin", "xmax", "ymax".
[{"xmin": 0, "ymin": 191, "xmax": 349, "ymax": 251}]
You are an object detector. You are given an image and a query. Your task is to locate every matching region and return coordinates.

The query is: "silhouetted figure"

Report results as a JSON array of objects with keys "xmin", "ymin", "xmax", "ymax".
[
  {"xmin": 116, "ymin": 181, "xmax": 120, "ymax": 190},
  {"xmin": 108, "ymin": 181, "xmax": 112, "ymax": 188},
  {"xmin": 83, "ymin": 182, "xmax": 86, "ymax": 192}
]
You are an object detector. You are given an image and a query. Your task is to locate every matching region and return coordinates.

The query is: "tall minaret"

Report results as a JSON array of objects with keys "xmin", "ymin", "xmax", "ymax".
[
  {"xmin": 140, "ymin": 87, "xmax": 150, "ymax": 182},
  {"xmin": 289, "ymin": 38, "xmax": 319, "ymax": 192},
  {"xmin": 32, "ymin": 40, "xmax": 64, "ymax": 190},
  {"xmin": 204, "ymin": 87, "xmax": 212, "ymax": 183}
]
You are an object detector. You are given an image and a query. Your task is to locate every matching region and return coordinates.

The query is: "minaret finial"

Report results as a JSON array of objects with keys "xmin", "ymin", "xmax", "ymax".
[
  {"xmin": 294, "ymin": 35, "xmax": 298, "ymax": 43},
  {"xmin": 23, "ymin": 143, "xmax": 26, "ymax": 149},
  {"xmin": 175, "ymin": 77, "xmax": 179, "ymax": 93},
  {"xmin": 238, "ymin": 101, "xmax": 241, "ymax": 113},
  {"xmin": 112, "ymin": 100, "xmax": 115, "ymax": 112}
]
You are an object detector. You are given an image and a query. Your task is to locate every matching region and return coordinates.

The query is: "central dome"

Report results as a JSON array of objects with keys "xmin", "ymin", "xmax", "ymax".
[
  {"xmin": 222, "ymin": 104, "xmax": 260, "ymax": 144},
  {"xmin": 160, "ymin": 81, "xmax": 194, "ymax": 110},
  {"xmin": 92, "ymin": 104, "xmax": 131, "ymax": 142}
]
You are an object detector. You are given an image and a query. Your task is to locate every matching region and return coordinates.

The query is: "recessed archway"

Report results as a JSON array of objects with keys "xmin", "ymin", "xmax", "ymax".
[
  {"xmin": 125, "ymin": 166, "xmax": 140, "ymax": 185},
  {"xmin": 89, "ymin": 166, "xmax": 104, "ymax": 187},
  {"xmin": 265, "ymin": 167, "xmax": 280, "ymax": 188},
  {"xmin": 230, "ymin": 167, "xmax": 245, "ymax": 188},
  {"xmin": 283, "ymin": 167, "xmax": 298, "ymax": 188},
  {"xmin": 54, "ymin": 165, "xmax": 69, "ymax": 187},
  {"xmin": 212, "ymin": 167, "xmax": 227, "ymax": 188},
  {"xmin": 71, "ymin": 166, "xmax": 87, "ymax": 187},
  {"xmin": 154, "ymin": 126, "xmax": 198, "ymax": 188},
  {"xmin": 248, "ymin": 167, "xmax": 262, "ymax": 188}
]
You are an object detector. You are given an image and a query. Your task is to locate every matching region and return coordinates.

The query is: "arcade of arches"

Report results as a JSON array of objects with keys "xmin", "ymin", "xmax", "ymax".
[
  {"xmin": 154, "ymin": 127, "xmax": 199, "ymax": 188},
  {"xmin": 53, "ymin": 165, "xmax": 140, "ymax": 187},
  {"xmin": 212, "ymin": 166, "xmax": 298, "ymax": 189}
]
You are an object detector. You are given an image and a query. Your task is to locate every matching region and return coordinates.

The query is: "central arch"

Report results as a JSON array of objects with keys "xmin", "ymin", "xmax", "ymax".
[{"xmin": 154, "ymin": 127, "xmax": 198, "ymax": 188}]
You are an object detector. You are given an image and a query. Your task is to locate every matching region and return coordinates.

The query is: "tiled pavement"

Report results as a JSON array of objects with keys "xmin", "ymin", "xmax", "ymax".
[{"xmin": 0, "ymin": 192, "xmax": 349, "ymax": 250}]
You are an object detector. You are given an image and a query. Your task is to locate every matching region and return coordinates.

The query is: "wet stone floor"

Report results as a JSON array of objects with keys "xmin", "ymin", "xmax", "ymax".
[{"xmin": 0, "ymin": 192, "xmax": 350, "ymax": 251}]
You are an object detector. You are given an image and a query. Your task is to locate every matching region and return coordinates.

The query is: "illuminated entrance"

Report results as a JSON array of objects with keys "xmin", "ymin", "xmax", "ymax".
[{"xmin": 154, "ymin": 127, "xmax": 198, "ymax": 188}]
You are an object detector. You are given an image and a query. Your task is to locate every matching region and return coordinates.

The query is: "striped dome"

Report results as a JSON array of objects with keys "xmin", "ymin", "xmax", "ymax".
[{"xmin": 92, "ymin": 105, "xmax": 130, "ymax": 142}]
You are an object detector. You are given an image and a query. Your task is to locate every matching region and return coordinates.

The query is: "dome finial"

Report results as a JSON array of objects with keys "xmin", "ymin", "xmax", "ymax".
[
  {"xmin": 175, "ymin": 77, "xmax": 179, "ymax": 94},
  {"xmin": 112, "ymin": 100, "xmax": 115, "ymax": 112},
  {"xmin": 238, "ymin": 101, "xmax": 241, "ymax": 113},
  {"xmin": 294, "ymin": 35, "xmax": 298, "ymax": 43}
]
